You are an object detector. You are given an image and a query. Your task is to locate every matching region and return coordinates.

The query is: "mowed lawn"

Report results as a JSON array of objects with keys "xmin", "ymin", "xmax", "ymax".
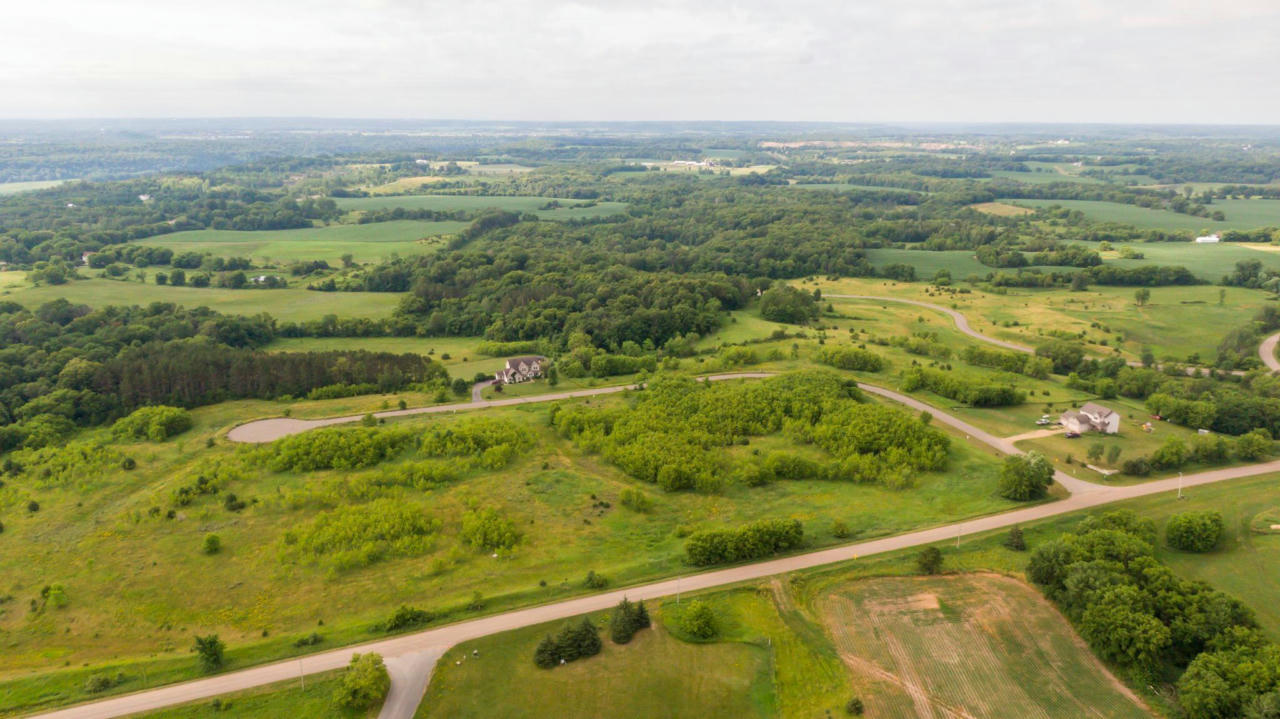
[
  {"xmin": 819, "ymin": 574, "xmax": 1149, "ymax": 718},
  {"xmin": 1005, "ymin": 198, "xmax": 1280, "ymax": 231},
  {"xmin": 266, "ymin": 335, "xmax": 507, "ymax": 377},
  {"xmin": 0, "ymin": 179, "xmax": 69, "ymax": 195},
  {"xmin": 419, "ymin": 607, "xmax": 773, "ymax": 719},
  {"xmin": 335, "ymin": 194, "xmax": 630, "ymax": 220},
  {"xmin": 127, "ymin": 220, "xmax": 466, "ymax": 264},
  {"xmin": 2, "ymin": 275, "xmax": 402, "ymax": 322}
]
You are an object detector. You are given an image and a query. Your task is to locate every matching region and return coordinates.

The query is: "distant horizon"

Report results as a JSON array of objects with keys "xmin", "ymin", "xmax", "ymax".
[{"xmin": 5, "ymin": 1, "xmax": 1277, "ymax": 123}]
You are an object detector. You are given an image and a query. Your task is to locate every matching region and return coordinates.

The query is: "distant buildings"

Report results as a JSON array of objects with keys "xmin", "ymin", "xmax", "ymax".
[
  {"xmin": 1061, "ymin": 402, "xmax": 1120, "ymax": 435},
  {"xmin": 1195, "ymin": 234, "xmax": 1221, "ymax": 243},
  {"xmin": 495, "ymin": 356, "xmax": 546, "ymax": 384}
]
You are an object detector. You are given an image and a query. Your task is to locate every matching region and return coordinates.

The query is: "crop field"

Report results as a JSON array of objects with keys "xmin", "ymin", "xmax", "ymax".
[
  {"xmin": 0, "ymin": 276, "xmax": 402, "ymax": 322},
  {"xmin": 819, "ymin": 574, "xmax": 1148, "ymax": 718},
  {"xmin": 334, "ymin": 194, "xmax": 629, "ymax": 220},
  {"xmin": 1005, "ymin": 198, "xmax": 1280, "ymax": 231},
  {"xmin": 126, "ymin": 220, "xmax": 466, "ymax": 264}
]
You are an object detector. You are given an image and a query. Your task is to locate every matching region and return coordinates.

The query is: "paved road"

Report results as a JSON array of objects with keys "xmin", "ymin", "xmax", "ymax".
[
  {"xmin": 31, "ymin": 452, "xmax": 1280, "ymax": 719},
  {"xmin": 226, "ymin": 373, "xmax": 775, "ymax": 443},
  {"xmin": 1261, "ymin": 331, "xmax": 1280, "ymax": 372},
  {"xmin": 827, "ymin": 294, "xmax": 1034, "ymax": 353}
]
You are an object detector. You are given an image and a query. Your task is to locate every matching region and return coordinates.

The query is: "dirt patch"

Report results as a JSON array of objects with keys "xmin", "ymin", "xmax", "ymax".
[
  {"xmin": 970, "ymin": 202, "xmax": 1035, "ymax": 217},
  {"xmin": 816, "ymin": 573, "xmax": 1151, "ymax": 719}
]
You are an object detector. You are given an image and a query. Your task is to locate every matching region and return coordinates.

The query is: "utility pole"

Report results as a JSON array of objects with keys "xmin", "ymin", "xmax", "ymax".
[
  {"xmin": 1178, "ymin": 471, "xmax": 1184, "ymax": 499},
  {"xmin": 299, "ymin": 659, "xmax": 305, "ymax": 690}
]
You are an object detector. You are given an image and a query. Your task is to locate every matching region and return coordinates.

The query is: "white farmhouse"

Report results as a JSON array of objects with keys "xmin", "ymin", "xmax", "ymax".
[
  {"xmin": 1061, "ymin": 402, "xmax": 1120, "ymax": 435},
  {"xmin": 495, "ymin": 356, "xmax": 546, "ymax": 384},
  {"xmin": 1195, "ymin": 234, "xmax": 1221, "ymax": 243}
]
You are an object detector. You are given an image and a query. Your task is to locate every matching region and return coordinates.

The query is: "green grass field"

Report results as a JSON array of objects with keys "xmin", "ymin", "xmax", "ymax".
[
  {"xmin": 1005, "ymin": 198, "xmax": 1280, "ymax": 231},
  {"xmin": 1106, "ymin": 241, "xmax": 1280, "ymax": 280},
  {"xmin": 267, "ymin": 336, "xmax": 508, "ymax": 378},
  {"xmin": 0, "ymin": 180, "xmax": 69, "ymax": 195},
  {"xmin": 334, "ymin": 195, "xmax": 629, "ymax": 220},
  {"xmin": 127, "ymin": 220, "xmax": 466, "ymax": 265},
  {"xmin": 0, "ymin": 275, "xmax": 402, "ymax": 322},
  {"xmin": 419, "ymin": 603, "xmax": 774, "ymax": 719}
]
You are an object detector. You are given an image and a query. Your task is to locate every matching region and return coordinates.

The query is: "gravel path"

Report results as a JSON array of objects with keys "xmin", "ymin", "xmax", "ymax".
[
  {"xmin": 825, "ymin": 294, "xmax": 1034, "ymax": 353},
  {"xmin": 1260, "ymin": 332, "xmax": 1280, "ymax": 372}
]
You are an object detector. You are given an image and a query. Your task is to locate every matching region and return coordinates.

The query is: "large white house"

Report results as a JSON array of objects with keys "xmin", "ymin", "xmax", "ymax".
[
  {"xmin": 1061, "ymin": 402, "xmax": 1120, "ymax": 434},
  {"xmin": 494, "ymin": 356, "xmax": 546, "ymax": 384},
  {"xmin": 1195, "ymin": 234, "xmax": 1221, "ymax": 243}
]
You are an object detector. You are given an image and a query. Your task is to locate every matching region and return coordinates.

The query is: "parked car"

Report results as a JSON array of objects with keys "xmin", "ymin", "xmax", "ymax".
[{"xmin": 1064, "ymin": 431, "xmax": 1081, "ymax": 439}]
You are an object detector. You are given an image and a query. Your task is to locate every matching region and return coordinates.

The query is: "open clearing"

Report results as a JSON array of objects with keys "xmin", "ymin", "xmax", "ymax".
[
  {"xmin": 419, "ymin": 605, "xmax": 773, "ymax": 719},
  {"xmin": 334, "ymin": 194, "xmax": 629, "ymax": 220},
  {"xmin": 1106, "ymin": 241, "xmax": 1280, "ymax": 280},
  {"xmin": 820, "ymin": 574, "xmax": 1149, "ymax": 718},
  {"xmin": 970, "ymin": 201, "xmax": 1034, "ymax": 216},
  {"xmin": 126, "ymin": 220, "xmax": 466, "ymax": 264},
  {"xmin": 0, "ymin": 179, "xmax": 69, "ymax": 195},
  {"xmin": 1, "ymin": 275, "xmax": 402, "ymax": 321},
  {"xmin": 1006, "ymin": 198, "xmax": 1280, "ymax": 231}
]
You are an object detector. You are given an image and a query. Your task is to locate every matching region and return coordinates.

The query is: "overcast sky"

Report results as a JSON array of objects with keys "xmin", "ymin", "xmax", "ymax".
[{"xmin": 3, "ymin": 0, "xmax": 1278, "ymax": 123}]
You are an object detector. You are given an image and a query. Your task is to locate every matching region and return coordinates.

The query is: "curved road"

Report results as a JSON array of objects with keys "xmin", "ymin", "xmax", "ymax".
[
  {"xmin": 33, "ymin": 382, "xmax": 1280, "ymax": 718},
  {"xmin": 1260, "ymin": 331, "xmax": 1280, "ymax": 372},
  {"xmin": 826, "ymin": 294, "xmax": 1034, "ymax": 353}
]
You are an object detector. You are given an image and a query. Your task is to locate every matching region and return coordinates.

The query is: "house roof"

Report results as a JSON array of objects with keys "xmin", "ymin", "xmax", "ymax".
[
  {"xmin": 1079, "ymin": 402, "xmax": 1115, "ymax": 418},
  {"xmin": 504, "ymin": 356, "xmax": 546, "ymax": 370}
]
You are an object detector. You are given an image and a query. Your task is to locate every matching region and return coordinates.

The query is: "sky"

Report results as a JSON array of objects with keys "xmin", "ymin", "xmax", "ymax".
[{"xmin": 3, "ymin": 0, "xmax": 1279, "ymax": 123}]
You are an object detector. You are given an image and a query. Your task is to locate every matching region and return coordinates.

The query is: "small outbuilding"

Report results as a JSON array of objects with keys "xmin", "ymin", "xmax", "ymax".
[
  {"xmin": 1194, "ymin": 234, "xmax": 1221, "ymax": 243},
  {"xmin": 1060, "ymin": 402, "xmax": 1121, "ymax": 435}
]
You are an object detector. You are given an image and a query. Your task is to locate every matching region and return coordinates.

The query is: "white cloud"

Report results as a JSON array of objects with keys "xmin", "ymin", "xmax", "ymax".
[{"xmin": 0, "ymin": 0, "xmax": 1276, "ymax": 122}]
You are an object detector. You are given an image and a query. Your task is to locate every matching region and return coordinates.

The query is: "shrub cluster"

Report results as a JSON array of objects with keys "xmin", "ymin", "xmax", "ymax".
[
  {"xmin": 305, "ymin": 383, "xmax": 379, "ymax": 401},
  {"xmin": 685, "ymin": 518, "xmax": 804, "ymax": 566},
  {"xmin": 1166, "ymin": 511, "xmax": 1225, "ymax": 553},
  {"xmin": 374, "ymin": 605, "xmax": 436, "ymax": 633},
  {"xmin": 459, "ymin": 507, "xmax": 521, "ymax": 552},
  {"xmin": 899, "ymin": 367, "xmax": 1025, "ymax": 407},
  {"xmin": 263, "ymin": 428, "xmax": 414, "ymax": 472},
  {"xmin": 333, "ymin": 653, "xmax": 390, "ymax": 710},
  {"xmin": 814, "ymin": 346, "xmax": 885, "ymax": 372},
  {"xmin": 111, "ymin": 406, "xmax": 193, "ymax": 441},
  {"xmin": 534, "ymin": 618, "xmax": 602, "ymax": 668},
  {"xmin": 676, "ymin": 600, "xmax": 717, "ymax": 639},
  {"xmin": 960, "ymin": 346, "xmax": 1051, "ymax": 378},
  {"xmin": 282, "ymin": 499, "xmax": 441, "ymax": 571}
]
